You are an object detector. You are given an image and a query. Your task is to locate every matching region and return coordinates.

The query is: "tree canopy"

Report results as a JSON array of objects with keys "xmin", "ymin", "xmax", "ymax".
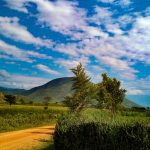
[
  {"xmin": 4, "ymin": 94, "xmax": 16, "ymax": 106},
  {"xmin": 97, "ymin": 73, "xmax": 126, "ymax": 114}
]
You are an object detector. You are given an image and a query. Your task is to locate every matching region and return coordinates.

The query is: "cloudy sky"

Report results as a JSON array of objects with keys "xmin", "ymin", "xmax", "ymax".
[{"xmin": 0, "ymin": 0, "xmax": 150, "ymax": 106}]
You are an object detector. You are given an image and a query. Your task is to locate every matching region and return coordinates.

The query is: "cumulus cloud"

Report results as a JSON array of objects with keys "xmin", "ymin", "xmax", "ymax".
[
  {"xmin": 0, "ymin": 69, "xmax": 50, "ymax": 89},
  {"xmin": 122, "ymin": 75, "xmax": 150, "ymax": 95},
  {"xmin": 0, "ymin": 17, "xmax": 52, "ymax": 47},
  {"xmin": 5, "ymin": 0, "xmax": 29, "ymax": 13},
  {"xmin": 55, "ymin": 56, "xmax": 90, "ymax": 70},
  {"xmin": 99, "ymin": 0, "xmax": 132, "ymax": 6},
  {"xmin": 36, "ymin": 64, "xmax": 60, "ymax": 75},
  {"xmin": 127, "ymin": 89, "xmax": 144, "ymax": 95},
  {"xmin": 0, "ymin": 40, "xmax": 52, "ymax": 63}
]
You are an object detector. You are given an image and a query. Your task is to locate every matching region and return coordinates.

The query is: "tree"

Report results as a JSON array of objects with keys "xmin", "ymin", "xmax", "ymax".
[
  {"xmin": 44, "ymin": 96, "xmax": 52, "ymax": 106},
  {"xmin": 19, "ymin": 98, "xmax": 25, "ymax": 105},
  {"xmin": 64, "ymin": 63, "xmax": 92, "ymax": 112},
  {"xmin": 97, "ymin": 73, "xmax": 126, "ymax": 115},
  {"xmin": 4, "ymin": 94, "xmax": 16, "ymax": 106}
]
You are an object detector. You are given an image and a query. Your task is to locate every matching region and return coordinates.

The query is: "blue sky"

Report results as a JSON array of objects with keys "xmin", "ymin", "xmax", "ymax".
[{"xmin": 0, "ymin": 0, "xmax": 150, "ymax": 106}]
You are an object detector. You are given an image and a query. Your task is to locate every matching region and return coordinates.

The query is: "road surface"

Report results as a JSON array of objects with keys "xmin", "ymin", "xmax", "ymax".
[{"xmin": 0, "ymin": 125, "xmax": 55, "ymax": 150}]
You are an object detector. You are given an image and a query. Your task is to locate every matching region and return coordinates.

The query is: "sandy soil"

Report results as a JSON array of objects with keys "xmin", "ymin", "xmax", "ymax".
[{"xmin": 0, "ymin": 125, "xmax": 55, "ymax": 150}]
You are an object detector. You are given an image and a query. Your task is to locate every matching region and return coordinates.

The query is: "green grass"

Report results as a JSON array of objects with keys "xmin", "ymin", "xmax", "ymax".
[
  {"xmin": 0, "ymin": 104, "xmax": 67, "ymax": 133},
  {"xmin": 56, "ymin": 108, "xmax": 149, "ymax": 130}
]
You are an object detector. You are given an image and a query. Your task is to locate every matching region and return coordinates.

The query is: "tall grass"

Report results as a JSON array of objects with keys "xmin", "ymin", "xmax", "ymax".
[{"xmin": 0, "ymin": 105, "xmax": 67, "ymax": 132}]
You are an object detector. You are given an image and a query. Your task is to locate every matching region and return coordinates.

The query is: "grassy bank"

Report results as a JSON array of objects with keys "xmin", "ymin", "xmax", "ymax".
[{"xmin": 0, "ymin": 105, "xmax": 67, "ymax": 132}]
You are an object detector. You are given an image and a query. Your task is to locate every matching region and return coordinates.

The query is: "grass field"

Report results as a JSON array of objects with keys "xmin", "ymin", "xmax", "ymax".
[{"xmin": 0, "ymin": 104, "xmax": 67, "ymax": 133}]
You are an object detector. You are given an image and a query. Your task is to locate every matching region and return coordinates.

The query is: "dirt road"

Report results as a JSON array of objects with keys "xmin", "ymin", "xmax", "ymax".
[{"xmin": 0, "ymin": 125, "xmax": 55, "ymax": 150}]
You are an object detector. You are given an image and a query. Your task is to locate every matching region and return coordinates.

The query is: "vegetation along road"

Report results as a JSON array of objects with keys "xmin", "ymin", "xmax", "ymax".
[{"xmin": 0, "ymin": 124, "xmax": 55, "ymax": 150}]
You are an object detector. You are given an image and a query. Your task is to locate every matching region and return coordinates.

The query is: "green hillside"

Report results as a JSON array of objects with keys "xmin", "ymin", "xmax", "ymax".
[{"xmin": 25, "ymin": 77, "xmax": 74, "ymax": 102}]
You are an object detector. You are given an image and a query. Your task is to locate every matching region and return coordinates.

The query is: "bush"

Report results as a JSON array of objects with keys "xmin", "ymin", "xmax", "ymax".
[{"xmin": 54, "ymin": 113, "xmax": 150, "ymax": 150}]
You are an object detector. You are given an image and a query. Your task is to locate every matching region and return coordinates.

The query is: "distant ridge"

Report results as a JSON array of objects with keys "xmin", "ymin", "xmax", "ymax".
[
  {"xmin": 0, "ymin": 87, "xmax": 26, "ymax": 95},
  {"xmin": 0, "ymin": 77, "xmax": 141, "ymax": 107}
]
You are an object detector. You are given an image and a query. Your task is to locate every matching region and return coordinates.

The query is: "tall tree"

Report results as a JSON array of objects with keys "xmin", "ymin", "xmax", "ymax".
[
  {"xmin": 4, "ymin": 94, "xmax": 16, "ymax": 106},
  {"xmin": 64, "ymin": 63, "xmax": 92, "ymax": 112},
  {"xmin": 97, "ymin": 73, "xmax": 126, "ymax": 115}
]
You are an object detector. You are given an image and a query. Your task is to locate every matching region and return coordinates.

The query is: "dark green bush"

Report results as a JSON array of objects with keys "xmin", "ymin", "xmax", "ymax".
[{"xmin": 54, "ymin": 114, "xmax": 150, "ymax": 150}]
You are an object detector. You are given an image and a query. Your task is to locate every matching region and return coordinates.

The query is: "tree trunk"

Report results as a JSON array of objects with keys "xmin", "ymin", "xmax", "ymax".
[{"xmin": 111, "ymin": 103, "xmax": 116, "ymax": 118}]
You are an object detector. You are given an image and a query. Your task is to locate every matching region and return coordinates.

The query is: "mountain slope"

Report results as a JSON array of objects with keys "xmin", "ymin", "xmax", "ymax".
[
  {"xmin": 25, "ymin": 77, "xmax": 74, "ymax": 102},
  {"xmin": 122, "ymin": 98, "xmax": 141, "ymax": 108}
]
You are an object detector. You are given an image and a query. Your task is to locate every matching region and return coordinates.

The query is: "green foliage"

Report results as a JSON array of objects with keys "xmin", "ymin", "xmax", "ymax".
[
  {"xmin": 54, "ymin": 111, "xmax": 150, "ymax": 150},
  {"xmin": 4, "ymin": 94, "xmax": 16, "ymax": 106},
  {"xmin": 0, "ymin": 105, "xmax": 67, "ymax": 132},
  {"xmin": 64, "ymin": 63, "xmax": 92, "ymax": 112},
  {"xmin": 96, "ymin": 73, "xmax": 126, "ymax": 114}
]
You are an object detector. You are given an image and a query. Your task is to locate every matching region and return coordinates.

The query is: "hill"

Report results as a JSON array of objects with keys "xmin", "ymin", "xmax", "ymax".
[
  {"xmin": 0, "ymin": 77, "xmax": 141, "ymax": 107},
  {"xmin": 25, "ymin": 77, "xmax": 74, "ymax": 102},
  {"xmin": 122, "ymin": 98, "xmax": 141, "ymax": 108}
]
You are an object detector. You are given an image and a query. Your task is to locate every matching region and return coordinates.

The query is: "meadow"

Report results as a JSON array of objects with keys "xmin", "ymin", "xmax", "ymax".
[{"xmin": 0, "ymin": 104, "xmax": 67, "ymax": 132}]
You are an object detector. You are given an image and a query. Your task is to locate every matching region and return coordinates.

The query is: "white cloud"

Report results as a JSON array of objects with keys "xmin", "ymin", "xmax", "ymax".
[
  {"xmin": 55, "ymin": 56, "xmax": 90, "ymax": 70},
  {"xmin": 54, "ymin": 43, "xmax": 79, "ymax": 56},
  {"xmin": 0, "ymin": 70, "xmax": 10, "ymax": 78},
  {"xmin": 5, "ymin": 0, "xmax": 88, "ymax": 38},
  {"xmin": 0, "ymin": 40, "xmax": 52, "ymax": 63},
  {"xmin": 0, "ymin": 17, "xmax": 52, "ymax": 47},
  {"xmin": 5, "ymin": 0, "xmax": 108, "ymax": 41},
  {"xmin": 36, "ymin": 64, "xmax": 60, "ymax": 75},
  {"xmin": 99, "ymin": 0, "xmax": 132, "ymax": 6},
  {"xmin": 0, "ymin": 70, "xmax": 50, "ymax": 89},
  {"xmin": 127, "ymin": 89, "xmax": 144, "ymax": 95},
  {"xmin": 120, "ymin": 0, "xmax": 131, "ymax": 6},
  {"xmin": 5, "ymin": 0, "xmax": 29, "ymax": 13},
  {"xmin": 122, "ymin": 75, "xmax": 150, "ymax": 95}
]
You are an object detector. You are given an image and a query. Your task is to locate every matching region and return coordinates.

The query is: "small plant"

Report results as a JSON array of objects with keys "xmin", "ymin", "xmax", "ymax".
[{"xmin": 44, "ymin": 106, "xmax": 48, "ymax": 110}]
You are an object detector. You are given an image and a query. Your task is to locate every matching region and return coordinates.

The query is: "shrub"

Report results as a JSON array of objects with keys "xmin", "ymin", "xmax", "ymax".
[{"xmin": 54, "ymin": 114, "xmax": 150, "ymax": 150}]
